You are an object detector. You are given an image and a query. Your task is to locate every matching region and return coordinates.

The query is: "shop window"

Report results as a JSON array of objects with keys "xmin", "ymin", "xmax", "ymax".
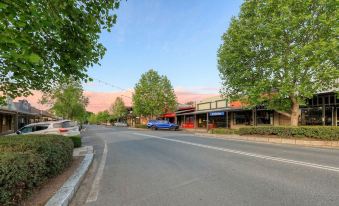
[
  {"xmin": 318, "ymin": 96, "xmax": 323, "ymax": 105},
  {"xmin": 256, "ymin": 111, "xmax": 273, "ymax": 125},
  {"xmin": 209, "ymin": 115, "xmax": 226, "ymax": 128},
  {"xmin": 301, "ymin": 108, "xmax": 322, "ymax": 125},
  {"xmin": 330, "ymin": 95, "xmax": 335, "ymax": 104},
  {"xmin": 234, "ymin": 111, "xmax": 252, "ymax": 125},
  {"xmin": 324, "ymin": 96, "xmax": 329, "ymax": 105},
  {"xmin": 325, "ymin": 107, "xmax": 333, "ymax": 126}
]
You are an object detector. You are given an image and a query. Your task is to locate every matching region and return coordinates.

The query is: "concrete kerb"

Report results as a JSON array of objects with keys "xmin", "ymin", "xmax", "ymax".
[
  {"xmin": 45, "ymin": 146, "xmax": 94, "ymax": 206},
  {"xmin": 193, "ymin": 132, "xmax": 339, "ymax": 149}
]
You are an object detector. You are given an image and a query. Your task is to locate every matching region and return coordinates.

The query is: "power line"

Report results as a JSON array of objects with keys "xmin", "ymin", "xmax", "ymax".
[
  {"xmin": 92, "ymin": 78, "xmax": 133, "ymax": 94},
  {"xmin": 89, "ymin": 78, "xmax": 134, "ymax": 100}
]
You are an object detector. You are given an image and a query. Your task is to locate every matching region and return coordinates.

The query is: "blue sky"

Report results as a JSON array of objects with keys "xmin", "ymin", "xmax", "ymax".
[{"xmin": 84, "ymin": 0, "xmax": 243, "ymax": 94}]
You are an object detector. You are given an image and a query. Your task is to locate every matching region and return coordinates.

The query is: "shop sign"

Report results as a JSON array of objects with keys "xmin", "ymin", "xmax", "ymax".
[{"xmin": 209, "ymin": 111, "xmax": 225, "ymax": 116}]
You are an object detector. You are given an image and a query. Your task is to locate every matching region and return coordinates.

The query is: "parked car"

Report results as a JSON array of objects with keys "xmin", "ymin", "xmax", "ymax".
[
  {"xmin": 146, "ymin": 120, "xmax": 157, "ymax": 128},
  {"xmin": 114, "ymin": 122, "xmax": 128, "ymax": 127},
  {"xmin": 149, "ymin": 120, "xmax": 179, "ymax": 131},
  {"xmin": 14, "ymin": 120, "xmax": 80, "ymax": 136}
]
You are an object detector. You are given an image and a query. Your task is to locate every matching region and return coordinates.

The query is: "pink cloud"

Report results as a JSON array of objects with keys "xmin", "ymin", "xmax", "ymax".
[{"xmin": 15, "ymin": 88, "xmax": 218, "ymax": 114}]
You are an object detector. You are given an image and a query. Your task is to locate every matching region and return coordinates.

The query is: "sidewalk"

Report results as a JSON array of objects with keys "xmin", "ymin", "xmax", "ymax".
[{"xmin": 45, "ymin": 146, "xmax": 94, "ymax": 206}]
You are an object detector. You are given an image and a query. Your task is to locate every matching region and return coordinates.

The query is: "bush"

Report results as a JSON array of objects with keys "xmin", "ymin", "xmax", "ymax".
[
  {"xmin": 135, "ymin": 124, "xmax": 148, "ymax": 129},
  {"xmin": 209, "ymin": 128, "xmax": 239, "ymax": 135},
  {"xmin": 69, "ymin": 135, "xmax": 82, "ymax": 148},
  {"xmin": 238, "ymin": 126, "xmax": 339, "ymax": 140},
  {"xmin": 0, "ymin": 135, "xmax": 73, "ymax": 205}
]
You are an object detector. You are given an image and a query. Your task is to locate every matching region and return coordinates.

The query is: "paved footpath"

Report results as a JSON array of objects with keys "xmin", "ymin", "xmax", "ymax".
[{"xmin": 70, "ymin": 125, "xmax": 339, "ymax": 206}]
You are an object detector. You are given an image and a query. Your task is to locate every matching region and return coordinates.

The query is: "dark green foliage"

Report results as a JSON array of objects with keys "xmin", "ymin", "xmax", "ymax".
[
  {"xmin": 238, "ymin": 126, "xmax": 339, "ymax": 140},
  {"xmin": 209, "ymin": 128, "xmax": 239, "ymax": 135},
  {"xmin": 69, "ymin": 136, "xmax": 82, "ymax": 148},
  {"xmin": 0, "ymin": 135, "xmax": 73, "ymax": 205},
  {"xmin": 218, "ymin": 0, "xmax": 339, "ymax": 126},
  {"xmin": 0, "ymin": 0, "xmax": 121, "ymax": 101}
]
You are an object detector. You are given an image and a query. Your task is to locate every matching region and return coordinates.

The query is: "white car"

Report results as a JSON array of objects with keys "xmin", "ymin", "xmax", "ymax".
[
  {"xmin": 114, "ymin": 122, "xmax": 128, "ymax": 127},
  {"xmin": 15, "ymin": 120, "xmax": 80, "ymax": 136}
]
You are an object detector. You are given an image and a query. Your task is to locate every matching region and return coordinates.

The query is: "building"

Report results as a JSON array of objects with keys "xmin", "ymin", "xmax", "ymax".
[
  {"xmin": 0, "ymin": 99, "xmax": 56, "ymax": 135},
  {"xmin": 175, "ymin": 96, "xmax": 291, "ymax": 130},
  {"xmin": 0, "ymin": 98, "xmax": 17, "ymax": 135},
  {"xmin": 301, "ymin": 92, "xmax": 338, "ymax": 126}
]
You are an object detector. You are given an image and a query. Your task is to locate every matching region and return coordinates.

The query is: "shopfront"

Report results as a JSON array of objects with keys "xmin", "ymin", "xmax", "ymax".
[
  {"xmin": 208, "ymin": 111, "xmax": 227, "ymax": 128},
  {"xmin": 301, "ymin": 92, "xmax": 338, "ymax": 126}
]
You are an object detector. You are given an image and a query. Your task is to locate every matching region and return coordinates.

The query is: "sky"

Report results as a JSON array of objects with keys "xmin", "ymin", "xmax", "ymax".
[{"xmin": 24, "ymin": 0, "xmax": 244, "ymax": 113}]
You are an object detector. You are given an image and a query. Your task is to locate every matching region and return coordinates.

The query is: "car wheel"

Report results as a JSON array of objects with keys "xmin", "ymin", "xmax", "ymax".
[
  {"xmin": 151, "ymin": 126, "xmax": 157, "ymax": 130},
  {"xmin": 170, "ymin": 126, "xmax": 175, "ymax": 131}
]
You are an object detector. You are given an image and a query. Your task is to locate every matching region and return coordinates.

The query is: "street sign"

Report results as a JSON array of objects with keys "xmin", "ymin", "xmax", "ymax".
[{"xmin": 209, "ymin": 111, "xmax": 225, "ymax": 116}]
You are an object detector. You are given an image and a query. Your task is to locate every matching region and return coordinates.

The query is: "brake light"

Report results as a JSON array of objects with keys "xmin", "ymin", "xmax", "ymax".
[{"xmin": 59, "ymin": 128, "xmax": 69, "ymax": 133}]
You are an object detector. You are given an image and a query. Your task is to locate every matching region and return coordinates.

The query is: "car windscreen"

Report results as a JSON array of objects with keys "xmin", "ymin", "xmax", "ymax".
[{"xmin": 20, "ymin": 126, "xmax": 33, "ymax": 133}]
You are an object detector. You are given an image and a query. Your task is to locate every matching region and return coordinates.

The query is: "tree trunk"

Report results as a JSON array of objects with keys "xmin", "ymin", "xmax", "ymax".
[{"xmin": 290, "ymin": 97, "xmax": 299, "ymax": 126}]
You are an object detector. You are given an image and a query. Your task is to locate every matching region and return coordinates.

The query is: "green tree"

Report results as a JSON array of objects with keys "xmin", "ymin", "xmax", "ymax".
[
  {"xmin": 41, "ymin": 81, "xmax": 88, "ymax": 122},
  {"xmin": 133, "ymin": 69, "xmax": 177, "ymax": 118},
  {"xmin": 0, "ymin": 0, "xmax": 121, "ymax": 103},
  {"xmin": 96, "ymin": 110, "xmax": 111, "ymax": 124},
  {"xmin": 218, "ymin": 0, "xmax": 338, "ymax": 126},
  {"xmin": 88, "ymin": 113, "xmax": 98, "ymax": 124},
  {"xmin": 110, "ymin": 97, "xmax": 127, "ymax": 121}
]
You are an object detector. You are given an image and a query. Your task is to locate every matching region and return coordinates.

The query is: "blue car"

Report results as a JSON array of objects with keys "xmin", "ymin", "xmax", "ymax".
[
  {"xmin": 149, "ymin": 120, "xmax": 179, "ymax": 131},
  {"xmin": 146, "ymin": 120, "xmax": 157, "ymax": 128}
]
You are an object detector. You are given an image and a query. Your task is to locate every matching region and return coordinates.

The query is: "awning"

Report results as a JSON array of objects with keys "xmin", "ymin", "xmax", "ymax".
[{"xmin": 176, "ymin": 107, "xmax": 252, "ymax": 116}]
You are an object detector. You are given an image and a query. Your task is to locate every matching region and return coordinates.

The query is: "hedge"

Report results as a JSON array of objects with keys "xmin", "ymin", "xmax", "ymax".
[
  {"xmin": 69, "ymin": 135, "xmax": 82, "ymax": 148},
  {"xmin": 209, "ymin": 128, "xmax": 239, "ymax": 135},
  {"xmin": 238, "ymin": 126, "xmax": 339, "ymax": 140},
  {"xmin": 0, "ymin": 135, "xmax": 73, "ymax": 205},
  {"xmin": 135, "ymin": 124, "xmax": 148, "ymax": 129}
]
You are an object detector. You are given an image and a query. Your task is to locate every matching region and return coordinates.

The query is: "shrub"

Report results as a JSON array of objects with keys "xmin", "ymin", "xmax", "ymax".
[
  {"xmin": 209, "ymin": 128, "xmax": 239, "ymax": 135},
  {"xmin": 69, "ymin": 135, "xmax": 82, "ymax": 148},
  {"xmin": 238, "ymin": 126, "xmax": 339, "ymax": 140},
  {"xmin": 135, "ymin": 124, "xmax": 148, "ymax": 129},
  {"xmin": 0, "ymin": 135, "xmax": 73, "ymax": 205},
  {"xmin": 0, "ymin": 152, "xmax": 46, "ymax": 205}
]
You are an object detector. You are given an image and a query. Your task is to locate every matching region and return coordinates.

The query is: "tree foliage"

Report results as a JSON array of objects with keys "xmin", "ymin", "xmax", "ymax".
[
  {"xmin": 218, "ymin": 0, "xmax": 338, "ymax": 125},
  {"xmin": 96, "ymin": 110, "xmax": 111, "ymax": 124},
  {"xmin": 0, "ymin": 0, "xmax": 121, "ymax": 103},
  {"xmin": 133, "ymin": 69, "xmax": 177, "ymax": 117},
  {"xmin": 40, "ymin": 81, "xmax": 88, "ymax": 122},
  {"xmin": 110, "ymin": 97, "xmax": 127, "ymax": 121}
]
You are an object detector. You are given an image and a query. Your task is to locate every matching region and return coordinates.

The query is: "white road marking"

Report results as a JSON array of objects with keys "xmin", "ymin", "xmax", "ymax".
[
  {"xmin": 133, "ymin": 133, "xmax": 339, "ymax": 173},
  {"xmin": 86, "ymin": 140, "xmax": 108, "ymax": 203}
]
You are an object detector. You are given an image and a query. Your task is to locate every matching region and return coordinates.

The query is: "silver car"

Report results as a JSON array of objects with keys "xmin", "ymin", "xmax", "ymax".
[
  {"xmin": 15, "ymin": 120, "xmax": 80, "ymax": 136},
  {"xmin": 114, "ymin": 122, "xmax": 128, "ymax": 127}
]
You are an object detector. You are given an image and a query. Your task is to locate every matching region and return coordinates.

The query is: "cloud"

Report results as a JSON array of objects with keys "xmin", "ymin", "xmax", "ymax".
[{"xmin": 17, "ymin": 88, "xmax": 218, "ymax": 114}]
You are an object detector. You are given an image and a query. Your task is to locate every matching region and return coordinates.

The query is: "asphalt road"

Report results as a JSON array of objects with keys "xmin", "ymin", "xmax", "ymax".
[{"xmin": 71, "ymin": 125, "xmax": 339, "ymax": 206}]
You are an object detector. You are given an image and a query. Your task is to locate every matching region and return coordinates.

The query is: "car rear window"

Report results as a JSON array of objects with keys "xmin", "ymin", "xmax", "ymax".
[{"xmin": 53, "ymin": 123, "xmax": 62, "ymax": 128}]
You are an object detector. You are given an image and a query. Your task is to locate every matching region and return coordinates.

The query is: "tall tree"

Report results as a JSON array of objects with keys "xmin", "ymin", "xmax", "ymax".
[
  {"xmin": 41, "ymin": 81, "xmax": 88, "ymax": 122},
  {"xmin": 110, "ymin": 97, "xmax": 127, "ymax": 121},
  {"xmin": 218, "ymin": 0, "xmax": 338, "ymax": 126},
  {"xmin": 0, "ymin": 0, "xmax": 121, "ymax": 103},
  {"xmin": 133, "ymin": 69, "xmax": 177, "ymax": 118}
]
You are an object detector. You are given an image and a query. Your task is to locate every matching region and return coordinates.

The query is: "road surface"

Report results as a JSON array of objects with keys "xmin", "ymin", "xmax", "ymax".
[{"xmin": 70, "ymin": 125, "xmax": 339, "ymax": 206}]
